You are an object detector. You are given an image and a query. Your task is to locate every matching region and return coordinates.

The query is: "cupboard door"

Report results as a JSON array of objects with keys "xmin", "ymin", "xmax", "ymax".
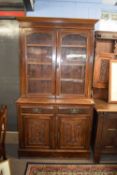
[
  {"xmin": 93, "ymin": 53, "xmax": 114, "ymax": 88},
  {"xmin": 21, "ymin": 29, "xmax": 56, "ymax": 98},
  {"xmin": 56, "ymin": 30, "xmax": 90, "ymax": 98},
  {"xmin": 57, "ymin": 114, "xmax": 91, "ymax": 149},
  {"xmin": 21, "ymin": 114, "xmax": 55, "ymax": 149},
  {"xmin": 102, "ymin": 114, "xmax": 117, "ymax": 152}
]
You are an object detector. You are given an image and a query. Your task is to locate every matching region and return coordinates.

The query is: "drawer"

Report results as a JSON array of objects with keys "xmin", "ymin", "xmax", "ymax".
[
  {"xmin": 21, "ymin": 106, "xmax": 54, "ymax": 114},
  {"xmin": 58, "ymin": 106, "xmax": 90, "ymax": 114},
  {"xmin": 103, "ymin": 113, "xmax": 117, "ymax": 129}
]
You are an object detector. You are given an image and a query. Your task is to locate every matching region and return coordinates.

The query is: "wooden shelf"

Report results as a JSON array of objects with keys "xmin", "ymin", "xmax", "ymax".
[
  {"xmin": 27, "ymin": 61, "xmax": 52, "ymax": 65},
  {"xmin": 61, "ymin": 78, "xmax": 84, "ymax": 83},
  {"xmin": 27, "ymin": 44, "xmax": 52, "ymax": 47},
  {"xmin": 61, "ymin": 44, "xmax": 86, "ymax": 48},
  {"xmin": 28, "ymin": 78, "xmax": 52, "ymax": 81},
  {"xmin": 61, "ymin": 63, "xmax": 85, "ymax": 66}
]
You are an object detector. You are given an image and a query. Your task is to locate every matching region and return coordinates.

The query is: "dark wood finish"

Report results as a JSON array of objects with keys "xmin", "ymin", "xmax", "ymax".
[
  {"xmin": 0, "ymin": 105, "xmax": 7, "ymax": 160},
  {"xmin": 22, "ymin": 114, "xmax": 55, "ymax": 149},
  {"xmin": 94, "ymin": 99, "xmax": 117, "ymax": 163},
  {"xmin": 16, "ymin": 17, "xmax": 97, "ymax": 158},
  {"xmin": 57, "ymin": 114, "xmax": 92, "ymax": 150},
  {"xmin": 17, "ymin": 99, "xmax": 94, "ymax": 157},
  {"xmin": 93, "ymin": 31, "xmax": 117, "ymax": 100},
  {"xmin": 93, "ymin": 53, "xmax": 114, "ymax": 88},
  {"xmin": 17, "ymin": 17, "xmax": 97, "ymax": 99}
]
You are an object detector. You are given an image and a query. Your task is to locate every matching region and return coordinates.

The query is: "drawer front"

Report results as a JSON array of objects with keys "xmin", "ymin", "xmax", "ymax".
[
  {"xmin": 102, "ymin": 113, "xmax": 117, "ymax": 151},
  {"xmin": 21, "ymin": 106, "xmax": 54, "ymax": 114},
  {"xmin": 58, "ymin": 106, "xmax": 91, "ymax": 114}
]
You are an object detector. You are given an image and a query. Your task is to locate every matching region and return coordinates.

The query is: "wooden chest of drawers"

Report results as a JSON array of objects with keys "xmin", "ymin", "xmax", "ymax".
[{"xmin": 94, "ymin": 100, "xmax": 117, "ymax": 163}]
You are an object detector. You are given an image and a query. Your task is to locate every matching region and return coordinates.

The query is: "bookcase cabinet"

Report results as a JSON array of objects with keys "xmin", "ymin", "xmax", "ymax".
[{"xmin": 16, "ymin": 17, "xmax": 97, "ymax": 157}]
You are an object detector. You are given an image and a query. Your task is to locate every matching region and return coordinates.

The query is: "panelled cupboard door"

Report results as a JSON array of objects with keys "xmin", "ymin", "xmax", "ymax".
[
  {"xmin": 56, "ymin": 30, "xmax": 91, "ymax": 98},
  {"xmin": 93, "ymin": 53, "xmax": 114, "ymax": 88},
  {"xmin": 21, "ymin": 29, "xmax": 56, "ymax": 98},
  {"xmin": 57, "ymin": 114, "xmax": 91, "ymax": 149},
  {"xmin": 21, "ymin": 114, "xmax": 55, "ymax": 149}
]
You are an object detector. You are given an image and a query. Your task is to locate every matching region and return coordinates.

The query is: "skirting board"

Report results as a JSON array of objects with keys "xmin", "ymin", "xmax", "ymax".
[{"xmin": 6, "ymin": 131, "xmax": 18, "ymax": 144}]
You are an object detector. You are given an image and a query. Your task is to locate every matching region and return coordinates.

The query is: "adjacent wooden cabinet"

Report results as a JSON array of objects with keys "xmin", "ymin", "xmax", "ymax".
[
  {"xmin": 93, "ymin": 31, "xmax": 117, "ymax": 100},
  {"xmin": 94, "ymin": 100, "xmax": 117, "ymax": 163},
  {"xmin": 16, "ymin": 17, "xmax": 97, "ymax": 157},
  {"xmin": 92, "ymin": 32, "xmax": 117, "ymax": 163}
]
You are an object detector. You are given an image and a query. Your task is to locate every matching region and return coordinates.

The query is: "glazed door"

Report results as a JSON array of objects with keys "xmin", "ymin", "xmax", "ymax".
[
  {"xmin": 21, "ymin": 29, "xmax": 56, "ymax": 98},
  {"xmin": 56, "ymin": 30, "xmax": 90, "ymax": 98}
]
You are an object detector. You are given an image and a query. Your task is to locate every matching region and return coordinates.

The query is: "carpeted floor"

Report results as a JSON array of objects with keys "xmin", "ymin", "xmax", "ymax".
[{"xmin": 25, "ymin": 162, "xmax": 117, "ymax": 175}]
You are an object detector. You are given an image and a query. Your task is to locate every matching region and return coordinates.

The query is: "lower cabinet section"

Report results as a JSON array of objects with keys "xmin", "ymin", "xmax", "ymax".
[
  {"xmin": 94, "ymin": 112, "xmax": 117, "ymax": 163},
  {"xmin": 17, "ymin": 103, "xmax": 93, "ymax": 158}
]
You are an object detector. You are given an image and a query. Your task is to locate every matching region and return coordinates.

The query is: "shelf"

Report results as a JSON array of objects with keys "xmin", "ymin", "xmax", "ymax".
[
  {"xmin": 61, "ymin": 78, "xmax": 84, "ymax": 83},
  {"xmin": 61, "ymin": 63, "xmax": 85, "ymax": 66},
  {"xmin": 27, "ymin": 44, "xmax": 53, "ymax": 47},
  {"xmin": 61, "ymin": 44, "xmax": 86, "ymax": 48},
  {"xmin": 28, "ymin": 78, "xmax": 52, "ymax": 81},
  {"xmin": 27, "ymin": 61, "xmax": 52, "ymax": 65}
]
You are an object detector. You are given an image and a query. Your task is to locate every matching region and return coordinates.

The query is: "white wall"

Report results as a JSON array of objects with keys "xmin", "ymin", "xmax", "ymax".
[
  {"xmin": 27, "ymin": 0, "xmax": 101, "ymax": 19},
  {"xmin": 27, "ymin": 0, "xmax": 117, "ymax": 31}
]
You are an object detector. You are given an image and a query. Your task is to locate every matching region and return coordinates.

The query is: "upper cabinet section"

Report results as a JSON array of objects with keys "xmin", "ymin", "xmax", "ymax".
[{"xmin": 18, "ymin": 17, "xmax": 97, "ymax": 99}]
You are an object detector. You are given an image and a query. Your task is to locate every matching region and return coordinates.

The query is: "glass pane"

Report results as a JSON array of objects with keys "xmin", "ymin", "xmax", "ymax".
[
  {"xmin": 61, "ymin": 47, "xmax": 86, "ymax": 63},
  {"xmin": 28, "ymin": 64, "xmax": 52, "ymax": 79},
  {"xmin": 60, "ymin": 32, "xmax": 87, "ymax": 96},
  {"xmin": 26, "ymin": 31, "xmax": 54, "ymax": 96},
  {"xmin": 61, "ymin": 81, "xmax": 85, "ymax": 94},
  {"xmin": 61, "ymin": 65, "xmax": 85, "ymax": 79},
  {"xmin": 27, "ymin": 33, "xmax": 53, "ymax": 45},
  {"xmin": 62, "ymin": 34, "xmax": 87, "ymax": 45},
  {"xmin": 28, "ymin": 80, "xmax": 52, "ymax": 94},
  {"xmin": 27, "ymin": 47, "xmax": 52, "ymax": 63}
]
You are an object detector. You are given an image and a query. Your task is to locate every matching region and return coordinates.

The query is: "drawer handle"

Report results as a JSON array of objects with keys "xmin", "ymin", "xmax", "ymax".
[
  {"xmin": 70, "ymin": 109, "xmax": 80, "ymax": 113},
  {"xmin": 108, "ymin": 128, "xmax": 117, "ymax": 131},
  {"xmin": 32, "ymin": 108, "xmax": 42, "ymax": 113},
  {"xmin": 105, "ymin": 146, "xmax": 113, "ymax": 148}
]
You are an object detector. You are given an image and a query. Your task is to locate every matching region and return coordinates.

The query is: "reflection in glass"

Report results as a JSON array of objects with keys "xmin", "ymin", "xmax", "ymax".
[
  {"xmin": 61, "ymin": 47, "xmax": 86, "ymax": 63},
  {"xmin": 27, "ymin": 47, "xmax": 52, "ymax": 63}
]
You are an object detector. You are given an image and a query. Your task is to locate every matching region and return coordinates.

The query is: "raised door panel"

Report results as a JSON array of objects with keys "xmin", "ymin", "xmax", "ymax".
[
  {"xmin": 57, "ymin": 114, "xmax": 91, "ymax": 149},
  {"xmin": 102, "ymin": 114, "xmax": 117, "ymax": 152},
  {"xmin": 56, "ymin": 30, "xmax": 91, "ymax": 98},
  {"xmin": 22, "ymin": 114, "xmax": 55, "ymax": 149},
  {"xmin": 21, "ymin": 29, "xmax": 56, "ymax": 98},
  {"xmin": 93, "ymin": 53, "xmax": 114, "ymax": 88}
]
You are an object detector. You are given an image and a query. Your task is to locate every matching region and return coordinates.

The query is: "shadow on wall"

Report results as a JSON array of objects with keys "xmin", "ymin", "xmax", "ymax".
[{"xmin": 0, "ymin": 20, "xmax": 20, "ymax": 131}]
